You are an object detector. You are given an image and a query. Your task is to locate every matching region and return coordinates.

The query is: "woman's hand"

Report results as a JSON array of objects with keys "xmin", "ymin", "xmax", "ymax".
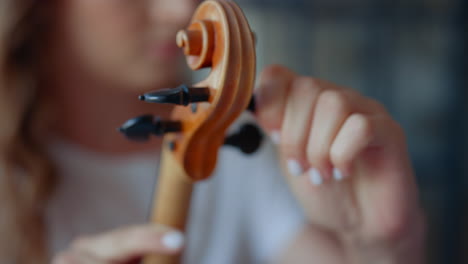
[
  {"xmin": 52, "ymin": 224, "xmax": 184, "ymax": 264},
  {"xmin": 255, "ymin": 65, "xmax": 425, "ymax": 263}
]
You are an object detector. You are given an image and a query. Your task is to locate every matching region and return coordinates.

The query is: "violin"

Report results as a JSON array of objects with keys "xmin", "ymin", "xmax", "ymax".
[{"xmin": 119, "ymin": 1, "xmax": 258, "ymax": 263}]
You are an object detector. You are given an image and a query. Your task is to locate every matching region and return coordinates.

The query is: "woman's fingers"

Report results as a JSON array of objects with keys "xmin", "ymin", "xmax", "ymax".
[
  {"xmin": 280, "ymin": 77, "xmax": 325, "ymax": 175},
  {"xmin": 306, "ymin": 92, "xmax": 388, "ymax": 182},
  {"xmin": 53, "ymin": 224, "xmax": 184, "ymax": 264},
  {"xmin": 306, "ymin": 90, "xmax": 355, "ymax": 181},
  {"xmin": 52, "ymin": 250, "xmax": 101, "ymax": 264},
  {"xmin": 256, "ymin": 68, "xmax": 399, "ymax": 185},
  {"xmin": 255, "ymin": 65, "xmax": 296, "ymax": 138},
  {"xmin": 330, "ymin": 113, "xmax": 399, "ymax": 178},
  {"xmin": 72, "ymin": 225, "xmax": 184, "ymax": 262}
]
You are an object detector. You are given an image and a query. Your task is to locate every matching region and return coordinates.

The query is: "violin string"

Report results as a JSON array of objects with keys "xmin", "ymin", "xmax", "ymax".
[{"xmin": 145, "ymin": 151, "xmax": 163, "ymax": 221}]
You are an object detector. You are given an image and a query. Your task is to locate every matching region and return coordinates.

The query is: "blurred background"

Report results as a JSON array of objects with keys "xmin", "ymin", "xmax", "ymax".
[{"xmin": 232, "ymin": 0, "xmax": 467, "ymax": 263}]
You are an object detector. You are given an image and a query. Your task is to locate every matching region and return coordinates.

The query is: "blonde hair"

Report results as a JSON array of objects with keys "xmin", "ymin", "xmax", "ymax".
[{"xmin": 0, "ymin": 1, "xmax": 57, "ymax": 263}]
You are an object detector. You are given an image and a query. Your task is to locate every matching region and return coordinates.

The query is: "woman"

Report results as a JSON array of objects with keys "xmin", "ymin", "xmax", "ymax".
[{"xmin": 0, "ymin": 0, "xmax": 425, "ymax": 263}]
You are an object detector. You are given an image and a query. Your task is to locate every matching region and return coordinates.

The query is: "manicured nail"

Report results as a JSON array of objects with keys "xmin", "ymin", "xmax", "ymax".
[
  {"xmin": 270, "ymin": 131, "xmax": 281, "ymax": 144},
  {"xmin": 333, "ymin": 168, "xmax": 344, "ymax": 181},
  {"xmin": 308, "ymin": 168, "xmax": 323, "ymax": 185},
  {"xmin": 162, "ymin": 231, "xmax": 184, "ymax": 250},
  {"xmin": 287, "ymin": 159, "xmax": 303, "ymax": 177}
]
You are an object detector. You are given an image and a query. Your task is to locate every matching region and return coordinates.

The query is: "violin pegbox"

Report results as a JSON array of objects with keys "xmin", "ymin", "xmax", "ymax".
[{"xmin": 120, "ymin": 0, "xmax": 256, "ymax": 182}]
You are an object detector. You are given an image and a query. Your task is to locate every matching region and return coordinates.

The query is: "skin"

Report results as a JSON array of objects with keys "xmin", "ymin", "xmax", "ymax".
[
  {"xmin": 47, "ymin": 0, "xmax": 425, "ymax": 263},
  {"xmin": 256, "ymin": 67, "xmax": 425, "ymax": 264}
]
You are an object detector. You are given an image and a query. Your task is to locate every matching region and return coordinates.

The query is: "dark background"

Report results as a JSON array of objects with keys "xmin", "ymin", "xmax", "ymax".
[{"xmin": 234, "ymin": 0, "xmax": 467, "ymax": 263}]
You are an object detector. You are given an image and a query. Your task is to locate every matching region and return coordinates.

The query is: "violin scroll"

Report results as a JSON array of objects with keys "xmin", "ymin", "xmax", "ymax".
[{"xmin": 140, "ymin": 0, "xmax": 256, "ymax": 182}]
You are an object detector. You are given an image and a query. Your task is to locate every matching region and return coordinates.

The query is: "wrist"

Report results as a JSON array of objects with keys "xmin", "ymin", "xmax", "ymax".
[{"xmin": 340, "ymin": 211, "xmax": 426, "ymax": 264}]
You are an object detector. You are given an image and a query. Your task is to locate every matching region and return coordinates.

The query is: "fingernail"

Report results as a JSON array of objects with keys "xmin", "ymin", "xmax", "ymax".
[
  {"xmin": 308, "ymin": 168, "xmax": 323, "ymax": 185},
  {"xmin": 270, "ymin": 131, "xmax": 281, "ymax": 144},
  {"xmin": 287, "ymin": 159, "xmax": 303, "ymax": 177},
  {"xmin": 333, "ymin": 168, "xmax": 345, "ymax": 181},
  {"xmin": 162, "ymin": 231, "xmax": 184, "ymax": 250}
]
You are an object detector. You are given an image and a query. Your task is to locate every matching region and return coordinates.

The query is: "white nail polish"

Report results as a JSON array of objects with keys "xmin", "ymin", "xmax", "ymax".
[
  {"xmin": 162, "ymin": 231, "xmax": 184, "ymax": 250},
  {"xmin": 287, "ymin": 159, "xmax": 303, "ymax": 177},
  {"xmin": 333, "ymin": 168, "xmax": 344, "ymax": 181},
  {"xmin": 308, "ymin": 168, "xmax": 323, "ymax": 185},
  {"xmin": 270, "ymin": 131, "xmax": 281, "ymax": 144}
]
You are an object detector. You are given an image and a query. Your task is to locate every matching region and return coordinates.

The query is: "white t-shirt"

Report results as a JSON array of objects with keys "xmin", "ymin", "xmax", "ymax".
[{"xmin": 46, "ymin": 116, "xmax": 305, "ymax": 264}]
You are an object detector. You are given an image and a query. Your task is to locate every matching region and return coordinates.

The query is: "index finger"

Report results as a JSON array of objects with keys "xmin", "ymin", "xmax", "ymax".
[{"xmin": 255, "ymin": 65, "xmax": 296, "ymax": 134}]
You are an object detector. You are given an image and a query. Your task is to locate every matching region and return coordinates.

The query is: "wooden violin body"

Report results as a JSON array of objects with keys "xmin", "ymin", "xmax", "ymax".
[{"xmin": 140, "ymin": 1, "xmax": 256, "ymax": 263}]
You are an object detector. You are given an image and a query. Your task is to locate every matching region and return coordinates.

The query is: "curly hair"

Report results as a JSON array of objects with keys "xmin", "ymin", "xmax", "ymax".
[{"xmin": 0, "ymin": 1, "xmax": 57, "ymax": 263}]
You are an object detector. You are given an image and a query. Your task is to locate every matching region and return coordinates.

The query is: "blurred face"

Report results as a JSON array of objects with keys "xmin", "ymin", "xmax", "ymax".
[{"xmin": 53, "ymin": 0, "xmax": 198, "ymax": 91}]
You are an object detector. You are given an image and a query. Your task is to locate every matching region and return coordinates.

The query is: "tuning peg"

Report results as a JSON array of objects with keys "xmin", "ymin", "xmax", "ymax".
[
  {"xmin": 224, "ymin": 123, "xmax": 263, "ymax": 155},
  {"xmin": 139, "ymin": 84, "xmax": 210, "ymax": 106},
  {"xmin": 119, "ymin": 114, "xmax": 182, "ymax": 142}
]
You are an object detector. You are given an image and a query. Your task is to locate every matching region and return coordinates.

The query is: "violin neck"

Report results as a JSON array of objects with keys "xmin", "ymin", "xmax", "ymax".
[{"xmin": 143, "ymin": 141, "xmax": 194, "ymax": 264}]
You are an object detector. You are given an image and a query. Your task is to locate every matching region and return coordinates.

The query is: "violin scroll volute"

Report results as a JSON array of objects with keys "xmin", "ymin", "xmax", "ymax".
[{"xmin": 176, "ymin": 20, "xmax": 215, "ymax": 70}]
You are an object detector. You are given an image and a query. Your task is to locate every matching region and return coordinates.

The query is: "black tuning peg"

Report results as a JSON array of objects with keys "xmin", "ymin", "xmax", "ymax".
[
  {"xmin": 119, "ymin": 114, "xmax": 182, "ymax": 142},
  {"xmin": 139, "ymin": 84, "xmax": 210, "ymax": 106},
  {"xmin": 224, "ymin": 123, "xmax": 263, "ymax": 155},
  {"xmin": 139, "ymin": 84, "xmax": 257, "ymax": 114}
]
